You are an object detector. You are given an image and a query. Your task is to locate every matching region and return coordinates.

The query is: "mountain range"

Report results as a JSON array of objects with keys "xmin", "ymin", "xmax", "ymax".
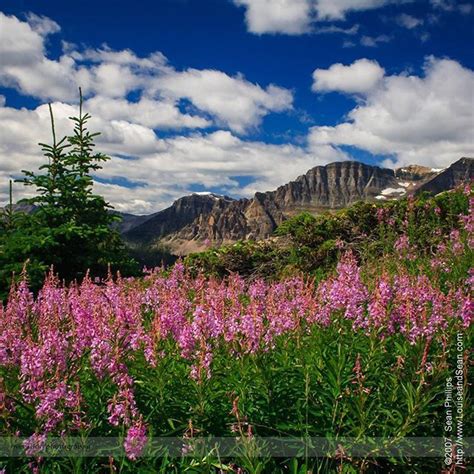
[{"xmin": 122, "ymin": 157, "xmax": 473, "ymax": 255}]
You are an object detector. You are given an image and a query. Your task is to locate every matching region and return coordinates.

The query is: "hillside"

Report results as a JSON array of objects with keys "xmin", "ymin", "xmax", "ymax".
[
  {"xmin": 185, "ymin": 185, "xmax": 472, "ymax": 283},
  {"xmin": 123, "ymin": 157, "xmax": 473, "ymax": 255}
]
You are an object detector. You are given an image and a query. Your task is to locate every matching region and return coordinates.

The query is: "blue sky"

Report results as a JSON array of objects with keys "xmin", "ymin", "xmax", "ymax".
[{"xmin": 0, "ymin": 0, "xmax": 473, "ymax": 213}]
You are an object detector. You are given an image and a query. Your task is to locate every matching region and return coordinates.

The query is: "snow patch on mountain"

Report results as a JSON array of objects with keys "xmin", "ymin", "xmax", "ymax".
[{"xmin": 381, "ymin": 187, "xmax": 407, "ymax": 196}]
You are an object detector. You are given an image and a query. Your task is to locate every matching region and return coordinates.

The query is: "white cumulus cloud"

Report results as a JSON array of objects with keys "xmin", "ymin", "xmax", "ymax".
[
  {"xmin": 430, "ymin": 0, "xmax": 473, "ymax": 14},
  {"xmin": 310, "ymin": 57, "xmax": 474, "ymax": 168},
  {"xmin": 312, "ymin": 59, "xmax": 385, "ymax": 94},
  {"xmin": 0, "ymin": 12, "xmax": 292, "ymax": 133},
  {"xmin": 233, "ymin": 0, "xmax": 313, "ymax": 34},
  {"xmin": 360, "ymin": 34, "xmax": 392, "ymax": 47},
  {"xmin": 233, "ymin": 0, "xmax": 406, "ymax": 34},
  {"xmin": 154, "ymin": 69, "xmax": 293, "ymax": 133},
  {"xmin": 315, "ymin": 0, "xmax": 398, "ymax": 20},
  {"xmin": 0, "ymin": 11, "xmax": 306, "ymax": 213},
  {"xmin": 396, "ymin": 13, "xmax": 423, "ymax": 29}
]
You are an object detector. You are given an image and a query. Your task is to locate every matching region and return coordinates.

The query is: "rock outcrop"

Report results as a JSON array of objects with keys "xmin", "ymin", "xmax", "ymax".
[
  {"xmin": 124, "ymin": 193, "xmax": 233, "ymax": 245},
  {"xmin": 416, "ymin": 157, "xmax": 473, "ymax": 195}
]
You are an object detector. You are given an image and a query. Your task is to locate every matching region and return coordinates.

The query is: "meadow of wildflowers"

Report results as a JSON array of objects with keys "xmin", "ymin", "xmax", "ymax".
[{"xmin": 0, "ymin": 188, "xmax": 473, "ymax": 473}]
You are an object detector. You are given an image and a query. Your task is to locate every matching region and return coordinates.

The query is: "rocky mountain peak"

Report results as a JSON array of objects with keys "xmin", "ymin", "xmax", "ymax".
[
  {"xmin": 125, "ymin": 193, "xmax": 233, "ymax": 245},
  {"xmin": 416, "ymin": 157, "xmax": 473, "ymax": 195},
  {"xmin": 123, "ymin": 157, "xmax": 473, "ymax": 255},
  {"xmin": 395, "ymin": 164, "xmax": 437, "ymax": 181},
  {"xmin": 172, "ymin": 192, "xmax": 231, "ymax": 211}
]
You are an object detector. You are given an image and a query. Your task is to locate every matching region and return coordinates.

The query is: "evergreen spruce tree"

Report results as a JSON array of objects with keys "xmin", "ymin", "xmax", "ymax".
[{"xmin": 0, "ymin": 89, "xmax": 137, "ymax": 298}]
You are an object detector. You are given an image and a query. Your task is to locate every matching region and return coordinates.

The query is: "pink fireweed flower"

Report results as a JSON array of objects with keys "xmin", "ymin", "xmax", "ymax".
[
  {"xmin": 367, "ymin": 274, "xmax": 393, "ymax": 330},
  {"xmin": 459, "ymin": 293, "xmax": 473, "ymax": 328},
  {"xmin": 310, "ymin": 252, "xmax": 369, "ymax": 329},
  {"xmin": 1, "ymin": 244, "xmax": 471, "ymax": 458},
  {"xmin": 391, "ymin": 274, "xmax": 452, "ymax": 343},
  {"xmin": 430, "ymin": 257, "xmax": 450, "ymax": 273},
  {"xmin": 34, "ymin": 383, "xmax": 74, "ymax": 432},
  {"xmin": 449, "ymin": 229, "xmax": 463, "ymax": 255},
  {"xmin": 376, "ymin": 207, "xmax": 387, "ymax": 224},
  {"xmin": 265, "ymin": 278, "xmax": 312, "ymax": 347},
  {"xmin": 181, "ymin": 442, "xmax": 194, "ymax": 455},
  {"xmin": 459, "ymin": 193, "xmax": 474, "ymax": 234},
  {"xmin": 328, "ymin": 251, "xmax": 369, "ymax": 329},
  {"xmin": 394, "ymin": 235, "xmax": 416, "ymax": 260},
  {"xmin": 311, "ymin": 279, "xmax": 333, "ymax": 326},
  {"xmin": 240, "ymin": 280, "xmax": 266, "ymax": 353},
  {"xmin": 0, "ymin": 276, "xmax": 34, "ymax": 366},
  {"xmin": 124, "ymin": 419, "xmax": 148, "ymax": 460},
  {"xmin": 107, "ymin": 385, "xmax": 138, "ymax": 427},
  {"xmin": 352, "ymin": 354, "xmax": 364, "ymax": 384},
  {"xmin": 23, "ymin": 432, "xmax": 47, "ymax": 456},
  {"xmin": 352, "ymin": 354, "xmax": 370, "ymax": 394},
  {"xmin": 467, "ymin": 268, "xmax": 474, "ymax": 288}
]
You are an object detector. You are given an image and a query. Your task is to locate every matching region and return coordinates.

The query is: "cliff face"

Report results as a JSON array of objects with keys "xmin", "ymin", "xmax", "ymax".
[
  {"xmin": 395, "ymin": 165, "xmax": 437, "ymax": 182},
  {"xmin": 166, "ymin": 161, "xmax": 410, "ymax": 250},
  {"xmin": 123, "ymin": 158, "xmax": 473, "ymax": 254},
  {"xmin": 124, "ymin": 193, "xmax": 233, "ymax": 245},
  {"xmin": 271, "ymin": 161, "xmax": 398, "ymax": 209},
  {"xmin": 416, "ymin": 157, "xmax": 473, "ymax": 195}
]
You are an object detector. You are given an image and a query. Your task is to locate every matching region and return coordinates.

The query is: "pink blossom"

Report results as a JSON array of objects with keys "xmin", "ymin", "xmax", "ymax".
[
  {"xmin": 124, "ymin": 419, "xmax": 148, "ymax": 460},
  {"xmin": 368, "ymin": 274, "xmax": 392, "ymax": 329},
  {"xmin": 23, "ymin": 432, "xmax": 47, "ymax": 456}
]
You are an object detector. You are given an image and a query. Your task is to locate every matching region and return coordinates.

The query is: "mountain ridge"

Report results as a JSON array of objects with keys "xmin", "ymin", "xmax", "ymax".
[{"xmin": 123, "ymin": 157, "xmax": 473, "ymax": 255}]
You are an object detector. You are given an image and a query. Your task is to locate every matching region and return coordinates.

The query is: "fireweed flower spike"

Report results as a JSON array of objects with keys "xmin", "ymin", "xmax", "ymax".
[{"xmin": 124, "ymin": 417, "xmax": 148, "ymax": 460}]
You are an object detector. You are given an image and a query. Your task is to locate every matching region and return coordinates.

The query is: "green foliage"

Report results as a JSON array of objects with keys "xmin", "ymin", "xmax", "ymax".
[
  {"xmin": 185, "ymin": 240, "xmax": 290, "ymax": 280},
  {"xmin": 186, "ymin": 189, "xmax": 470, "ymax": 284},
  {"xmin": 128, "ymin": 244, "xmax": 178, "ymax": 269},
  {"xmin": 0, "ymin": 91, "xmax": 137, "ymax": 298}
]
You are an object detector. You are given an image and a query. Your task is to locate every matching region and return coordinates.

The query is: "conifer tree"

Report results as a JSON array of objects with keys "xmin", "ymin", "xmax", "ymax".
[{"xmin": 0, "ymin": 90, "xmax": 137, "ymax": 298}]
